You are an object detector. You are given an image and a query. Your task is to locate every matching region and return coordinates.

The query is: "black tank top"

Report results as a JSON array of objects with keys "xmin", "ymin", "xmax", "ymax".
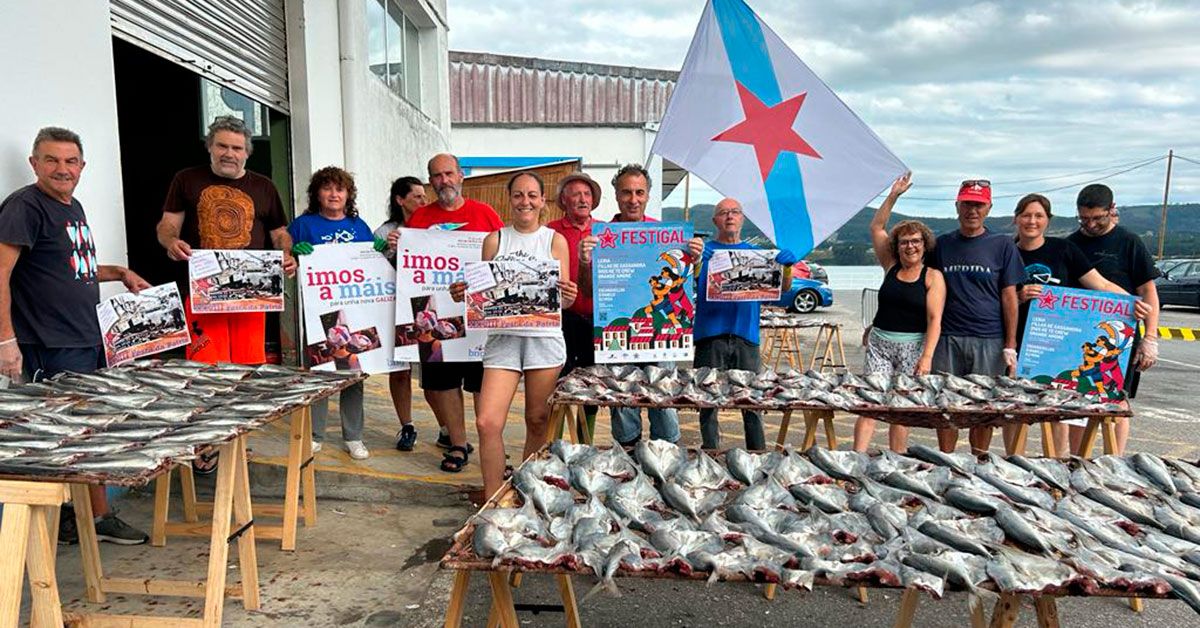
[{"xmin": 872, "ymin": 265, "xmax": 928, "ymax": 334}]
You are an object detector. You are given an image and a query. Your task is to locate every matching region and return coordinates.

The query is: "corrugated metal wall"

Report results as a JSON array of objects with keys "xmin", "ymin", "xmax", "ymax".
[
  {"xmin": 450, "ymin": 52, "xmax": 676, "ymax": 125},
  {"xmin": 110, "ymin": 0, "xmax": 289, "ymax": 113}
]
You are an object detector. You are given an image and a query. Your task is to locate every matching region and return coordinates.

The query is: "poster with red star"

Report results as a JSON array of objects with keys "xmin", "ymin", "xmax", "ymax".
[
  {"xmin": 591, "ymin": 222, "xmax": 696, "ymax": 363},
  {"xmin": 1016, "ymin": 286, "xmax": 1138, "ymax": 402}
]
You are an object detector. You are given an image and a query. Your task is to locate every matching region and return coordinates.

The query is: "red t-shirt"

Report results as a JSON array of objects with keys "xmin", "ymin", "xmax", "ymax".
[
  {"xmin": 406, "ymin": 198, "xmax": 503, "ymax": 232},
  {"xmin": 547, "ymin": 216, "xmax": 593, "ymax": 316}
]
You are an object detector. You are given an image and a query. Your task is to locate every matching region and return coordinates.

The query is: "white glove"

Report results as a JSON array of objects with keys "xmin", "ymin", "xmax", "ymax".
[{"xmin": 1002, "ymin": 348, "xmax": 1018, "ymax": 369}]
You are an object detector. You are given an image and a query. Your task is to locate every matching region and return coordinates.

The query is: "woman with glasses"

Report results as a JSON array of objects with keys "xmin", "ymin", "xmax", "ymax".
[
  {"xmin": 1009, "ymin": 193, "xmax": 1149, "ymax": 455},
  {"xmin": 853, "ymin": 173, "xmax": 945, "ymax": 453}
]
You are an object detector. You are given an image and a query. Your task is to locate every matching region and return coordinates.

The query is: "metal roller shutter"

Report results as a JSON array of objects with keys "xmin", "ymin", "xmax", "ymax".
[{"xmin": 110, "ymin": 0, "xmax": 290, "ymax": 113}]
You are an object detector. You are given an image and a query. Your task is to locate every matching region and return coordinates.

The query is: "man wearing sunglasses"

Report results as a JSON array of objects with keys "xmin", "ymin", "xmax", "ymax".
[
  {"xmin": 1068, "ymin": 184, "xmax": 1160, "ymax": 455},
  {"xmin": 927, "ymin": 179, "xmax": 1024, "ymax": 454}
]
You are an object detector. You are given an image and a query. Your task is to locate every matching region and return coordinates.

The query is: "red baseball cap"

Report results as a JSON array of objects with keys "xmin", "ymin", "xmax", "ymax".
[{"xmin": 956, "ymin": 179, "xmax": 991, "ymax": 204}]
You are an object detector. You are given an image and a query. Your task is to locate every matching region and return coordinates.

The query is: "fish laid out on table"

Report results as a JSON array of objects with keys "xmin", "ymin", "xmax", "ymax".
[
  {"xmin": 463, "ymin": 440, "xmax": 1200, "ymax": 615},
  {"xmin": 553, "ymin": 365, "xmax": 1123, "ymax": 414}
]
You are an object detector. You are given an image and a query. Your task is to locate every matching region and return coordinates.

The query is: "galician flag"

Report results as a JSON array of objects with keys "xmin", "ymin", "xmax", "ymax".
[{"xmin": 651, "ymin": 0, "xmax": 907, "ymax": 256}]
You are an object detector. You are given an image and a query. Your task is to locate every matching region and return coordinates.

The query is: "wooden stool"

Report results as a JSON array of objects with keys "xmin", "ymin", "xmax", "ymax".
[{"xmin": 152, "ymin": 405, "xmax": 316, "ymax": 551}]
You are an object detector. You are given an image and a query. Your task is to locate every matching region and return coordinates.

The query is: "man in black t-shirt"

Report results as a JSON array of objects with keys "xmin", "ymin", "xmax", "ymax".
[
  {"xmin": 1067, "ymin": 184, "xmax": 1160, "ymax": 455},
  {"xmin": 0, "ymin": 127, "xmax": 152, "ymax": 545}
]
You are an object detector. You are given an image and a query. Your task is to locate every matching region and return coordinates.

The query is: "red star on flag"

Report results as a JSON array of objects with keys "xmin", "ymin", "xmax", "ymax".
[
  {"xmin": 712, "ymin": 82, "xmax": 821, "ymax": 181},
  {"xmin": 597, "ymin": 227, "xmax": 618, "ymax": 249}
]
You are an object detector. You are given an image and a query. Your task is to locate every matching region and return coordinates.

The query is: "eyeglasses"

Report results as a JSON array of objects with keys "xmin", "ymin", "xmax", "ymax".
[
  {"xmin": 715, "ymin": 209, "xmax": 743, "ymax": 217},
  {"xmin": 1077, "ymin": 212, "xmax": 1111, "ymax": 225},
  {"xmin": 898, "ymin": 238, "xmax": 924, "ymax": 248},
  {"xmin": 960, "ymin": 179, "xmax": 991, "ymax": 188}
]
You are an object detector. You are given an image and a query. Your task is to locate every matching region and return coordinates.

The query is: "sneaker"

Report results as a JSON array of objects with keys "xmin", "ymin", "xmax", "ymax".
[
  {"xmin": 396, "ymin": 425, "xmax": 417, "ymax": 452},
  {"xmin": 95, "ymin": 514, "xmax": 149, "ymax": 546},
  {"xmin": 58, "ymin": 505, "xmax": 79, "ymax": 546},
  {"xmin": 346, "ymin": 440, "xmax": 369, "ymax": 460},
  {"xmin": 435, "ymin": 432, "xmax": 474, "ymax": 454},
  {"xmin": 311, "ymin": 441, "xmax": 323, "ymax": 454}
]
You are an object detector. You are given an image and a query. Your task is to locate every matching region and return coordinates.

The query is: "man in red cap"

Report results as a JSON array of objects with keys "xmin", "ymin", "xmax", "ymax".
[
  {"xmin": 548, "ymin": 172, "xmax": 603, "ymax": 439},
  {"xmin": 926, "ymin": 179, "xmax": 1023, "ymax": 454}
]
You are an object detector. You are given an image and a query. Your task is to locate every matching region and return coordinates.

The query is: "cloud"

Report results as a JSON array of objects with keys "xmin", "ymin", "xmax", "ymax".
[{"xmin": 448, "ymin": 0, "xmax": 1200, "ymax": 216}]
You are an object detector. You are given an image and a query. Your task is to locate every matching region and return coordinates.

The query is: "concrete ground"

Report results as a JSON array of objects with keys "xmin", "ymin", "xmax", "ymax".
[{"xmin": 20, "ymin": 290, "xmax": 1200, "ymax": 626}]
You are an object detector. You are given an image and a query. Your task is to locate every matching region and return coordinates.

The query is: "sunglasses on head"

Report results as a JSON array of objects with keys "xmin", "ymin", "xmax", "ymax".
[{"xmin": 960, "ymin": 179, "xmax": 991, "ymax": 188}]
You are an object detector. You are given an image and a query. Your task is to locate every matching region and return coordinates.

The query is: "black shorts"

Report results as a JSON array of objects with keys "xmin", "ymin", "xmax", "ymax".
[
  {"xmin": 559, "ymin": 311, "xmax": 596, "ymax": 378},
  {"xmin": 420, "ymin": 361, "xmax": 483, "ymax": 393}
]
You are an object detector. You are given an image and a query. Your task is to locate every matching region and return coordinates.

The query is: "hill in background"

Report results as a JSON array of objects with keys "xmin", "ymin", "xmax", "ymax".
[{"xmin": 663, "ymin": 203, "xmax": 1200, "ymax": 264}]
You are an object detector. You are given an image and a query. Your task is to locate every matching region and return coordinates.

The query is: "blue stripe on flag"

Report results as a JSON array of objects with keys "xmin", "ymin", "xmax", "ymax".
[{"xmin": 712, "ymin": 0, "xmax": 814, "ymax": 254}]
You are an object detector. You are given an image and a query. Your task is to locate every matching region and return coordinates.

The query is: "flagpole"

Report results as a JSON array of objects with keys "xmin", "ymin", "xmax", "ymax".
[
  {"xmin": 683, "ymin": 173, "xmax": 692, "ymax": 223},
  {"xmin": 1156, "ymin": 149, "xmax": 1174, "ymax": 260}
]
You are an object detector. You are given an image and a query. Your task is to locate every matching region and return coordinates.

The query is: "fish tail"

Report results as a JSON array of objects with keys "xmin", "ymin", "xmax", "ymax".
[{"xmin": 580, "ymin": 579, "xmax": 619, "ymax": 605}]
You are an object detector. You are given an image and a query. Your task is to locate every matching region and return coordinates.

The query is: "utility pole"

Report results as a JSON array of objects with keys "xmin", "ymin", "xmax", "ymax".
[
  {"xmin": 682, "ymin": 172, "xmax": 692, "ymax": 223},
  {"xmin": 1157, "ymin": 150, "xmax": 1174, "ymax": 260}
]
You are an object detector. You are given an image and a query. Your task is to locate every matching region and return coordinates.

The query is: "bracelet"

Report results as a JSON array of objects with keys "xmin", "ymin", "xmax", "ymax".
[{"xmin": 0, "ymin": 338, "xmax": 16, "ymax": 347}]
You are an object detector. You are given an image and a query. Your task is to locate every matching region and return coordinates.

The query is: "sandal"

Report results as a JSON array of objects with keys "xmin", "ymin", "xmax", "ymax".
[
  {"xmin": 503, "ymin": 465, "xmax": 514, "ymax": 481},
  {"xmin": 193, "ymin": 449, "xmax": 219, "ymax": 476},
  {"xmin": 440, "ymin": 446, "xmax": 469, "ymax": 473}
]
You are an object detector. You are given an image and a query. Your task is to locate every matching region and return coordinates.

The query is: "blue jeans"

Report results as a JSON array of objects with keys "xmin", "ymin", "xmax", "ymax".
[
  {"xmin": 610, "ymin": 407, "xmax": 679, "ymax": 445},
  {"xmin": 694, "ymin": 335, "xmax": 764, "ymax": 450},
  {"xmin": 20, "ymin": 344, "xmax": 101, "ymax": 381}
]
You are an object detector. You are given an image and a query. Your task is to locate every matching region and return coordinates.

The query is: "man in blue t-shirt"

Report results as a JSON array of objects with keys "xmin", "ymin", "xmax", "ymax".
[
  {"xmin": 695, "ymin": 198, "xmax": 797, "ymax": 450},
  {"xmin": 927, "ymin": 180, "xmax": 1023, "ymax": 454}
]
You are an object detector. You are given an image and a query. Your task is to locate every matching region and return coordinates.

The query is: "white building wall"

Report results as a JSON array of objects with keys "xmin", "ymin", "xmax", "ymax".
[
  {"xmin": 332, "ymin": 0, "xmax": 451, "ymax": 229},
  {"xmin": 450, "ymin": 124, "xmax": 664, "ymax": 219},
  {"xmin": 0, "ymin": 0, "xmax": 128, "ymax": 293}
]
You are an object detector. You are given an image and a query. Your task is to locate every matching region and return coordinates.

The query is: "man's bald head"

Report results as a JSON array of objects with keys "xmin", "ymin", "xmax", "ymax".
[
  {"xmin": 712, "ymin": 197, "xmax": 745, "ymax": 241},
  {"xmin": 427, "ymin": 153, "xmax": 464, "ymax": 208}
]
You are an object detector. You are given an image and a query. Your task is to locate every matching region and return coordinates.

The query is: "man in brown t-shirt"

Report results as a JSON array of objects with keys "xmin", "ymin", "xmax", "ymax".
[{"xmin": 156, "ymin": 116, "xmax": 296, "ymax": 364}]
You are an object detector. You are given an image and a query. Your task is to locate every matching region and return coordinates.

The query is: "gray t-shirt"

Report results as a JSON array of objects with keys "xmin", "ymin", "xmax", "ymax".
[
  {"xmin": 927, "ymin": 229, "xmax": 1024, "ymax": 339},
  {"xmin": 0, "ymin": 185, "xmax": 102, "ymax": 347}
]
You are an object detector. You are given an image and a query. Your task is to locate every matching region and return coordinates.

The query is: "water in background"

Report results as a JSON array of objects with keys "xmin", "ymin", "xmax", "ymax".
[{"xmin": 823, "ymin": 265, "xmax": 884, "ymax": 291}]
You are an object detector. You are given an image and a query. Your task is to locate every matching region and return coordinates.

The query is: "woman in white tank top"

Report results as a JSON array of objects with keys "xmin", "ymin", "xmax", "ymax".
[{"xmin": 451, "ymin": 171, "xmax": 577, "ymax": 498}]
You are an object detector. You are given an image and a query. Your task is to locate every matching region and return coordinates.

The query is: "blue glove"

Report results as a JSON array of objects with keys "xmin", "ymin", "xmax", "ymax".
[
  {"xmin": 702, "ymin": 246, "xmax": 715, "ymax": 262},
  {"xmin": 775, "ymin": 249, "xmax": 798, "ymax": 266}
]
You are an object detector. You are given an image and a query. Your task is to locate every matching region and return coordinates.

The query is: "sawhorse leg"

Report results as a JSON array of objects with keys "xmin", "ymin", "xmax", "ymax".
[
  {"xmin": 989, "ymin": 593, "xmax": 1021, "ymax": 628},
  {"xmin": 775, "ymin": 410, "xmax": 793, "ymax": 450},
  {"xmin": 444, "ymin": 570, "xmax": 471, "ymax": 628},
  {"xmin": 1078, "ymin": 416, "xmax": 1118, "ymax": 458},
  {"xmin": 800, "ymin": 409, "xmax": 838, "ymax": 449},
  {"xmin": 1035, "ymin": 596, "xmax": 1061, "ymax": 627},
  {"xmin": 1040, "ymin": 422, "xmax": 1057, "ymax": 458},
  {"xmin": 893, "ymin": 588, "xmax": 920, "ymax": 628},
  {"xmin": 487, "ymin": 572, "xmax": 519, "ymax": 628}
]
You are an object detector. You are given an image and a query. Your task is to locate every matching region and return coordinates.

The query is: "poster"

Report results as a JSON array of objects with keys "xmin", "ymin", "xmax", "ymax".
[
  {"xmin": 1016, "ymin": 286, "xmax": 1138, "ymax": 401},
  {"xmin": 706, "ymin": 248, "xmax": 782, "ymax": 301},
  {"xmin": 591, "ymin": 221, "xmax": 695, "ymax": 363},
  {"xmin": 465, "ymin": 260, "xmax": 561, "ymax": 331},
  {"xmin": 393, "ymin": 228, "xmax": 487, "ymax": 362},
  {"xmin": 97, "ymin": 283, "xmax": 190, "ymax": 367},
  {"xmin": 298, "ymin": 242, "xmax": 405, "ymax": 374},
  {"xmin": 189, "ymin": 249, "xmax": 284, "ymax": 313}
]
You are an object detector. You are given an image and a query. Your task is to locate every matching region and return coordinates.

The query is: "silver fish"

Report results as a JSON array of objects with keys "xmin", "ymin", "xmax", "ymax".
[
  {"xmin": 676, "ymin": 448, "xmax": 736, "ymax": 491},
  {"xmin": 660, "ymin": 479, "xmax": 725, "ymax": 523},
  {"xmin": 635, "ymin": 439, "xmax": 685, "ymax": 483},
  {"xmin": 806, "ymin": 447, "xmax": 867, "ymax": 481},
  {"xmin": 1131, "ymin": 452, "xmax": 1177, "ymax": 495}
]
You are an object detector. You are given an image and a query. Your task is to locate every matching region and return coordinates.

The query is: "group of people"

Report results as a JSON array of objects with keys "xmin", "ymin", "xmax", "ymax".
[
  {"xmin": 0, "ymin": 117, "xmax": 1165, "ymax": 522},
  {"xmin": 854, "ymin": 175, "xmax": 1159, "ymax": 457}
]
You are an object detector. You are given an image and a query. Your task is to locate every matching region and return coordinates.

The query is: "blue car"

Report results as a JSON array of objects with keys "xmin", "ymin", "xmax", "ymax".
[{"xmin": 775, "ymin": 278, "xmax": 834, "ymax": 313}]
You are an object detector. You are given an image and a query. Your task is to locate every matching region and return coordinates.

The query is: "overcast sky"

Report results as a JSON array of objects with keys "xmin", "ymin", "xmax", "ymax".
[{"xmin": 448, "ymin": 0, "xmax": 1200, "ymax": 217}]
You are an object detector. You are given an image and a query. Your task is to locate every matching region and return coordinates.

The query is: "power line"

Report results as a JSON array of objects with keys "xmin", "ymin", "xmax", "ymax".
[
  {"xmin": 913, "ymin": 155, "xmax": 1166, "ymax": 188},
  {"xmin": 1173, "ymin": 154, "xmax": 1200, "ymax": 168},
  {"xmin": 902, "ymin": 156, "xmax": 1168, "ymax": 202}
]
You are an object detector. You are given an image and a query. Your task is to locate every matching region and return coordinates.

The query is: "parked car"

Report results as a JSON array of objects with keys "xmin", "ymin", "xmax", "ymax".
[
  {"xmin": 1157, "ymin": 258, "xmax": 1197, "ymax": 276},
  {"xmin": 1156, "ymin": 260, "xmax": 1200, "ymax": 309},
  {"xmin": 774, "ymin": 278, "xmax": 834, "ymax": 313},
  {"xmin": 791, "ymin": 260, "xmax": 828, "ymax": 284}
]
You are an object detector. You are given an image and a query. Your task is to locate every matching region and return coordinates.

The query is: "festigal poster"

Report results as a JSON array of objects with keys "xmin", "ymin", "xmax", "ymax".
[
  {"xmin": 393, "ymin": 228, "xmax": 487, "ymax": 362},
  {"xmin": 591, "ymin": 221, "xmax": 695, "ymax": 363},
  {"xmin": 298, "ymin": 242, "xmax": 406, "ymax": 374},
  {"xmin": 1016, "ymin": 286, "xmax": 1138, "ymax": 401}
]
